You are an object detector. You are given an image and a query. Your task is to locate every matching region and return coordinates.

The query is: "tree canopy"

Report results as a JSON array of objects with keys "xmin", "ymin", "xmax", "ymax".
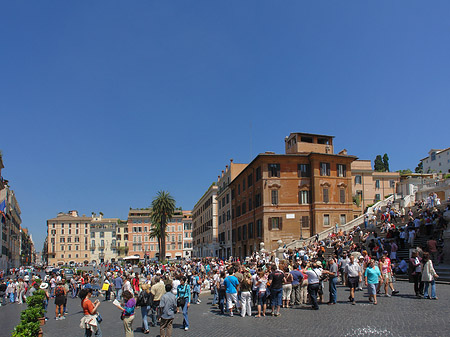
[{"xmin": 150, "ymin": 191, "xmax": 176, "ymax": 261}]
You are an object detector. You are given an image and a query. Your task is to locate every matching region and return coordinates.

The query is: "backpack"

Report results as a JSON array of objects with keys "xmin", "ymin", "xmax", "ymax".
[
  {"xmin": 55, "ymin": 286, "xmax": 64, "ymax": 297},
  {"xmin": 136, "ymin": 291, "xmax": 146, "ymax": 307}
]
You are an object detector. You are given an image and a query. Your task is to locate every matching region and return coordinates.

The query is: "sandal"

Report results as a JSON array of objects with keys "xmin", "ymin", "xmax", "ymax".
[{"xmin": 255, "ymin": 315, "xmax": 261, "ymax": 318}]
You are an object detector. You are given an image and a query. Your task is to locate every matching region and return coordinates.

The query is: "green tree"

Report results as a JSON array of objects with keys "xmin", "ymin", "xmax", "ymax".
[
  {"xmin": 374, "ymin": 155, "xmax": 384, "ymax": 172},
  {"xmin": 382, "ymin": 153, "xmax": 390, "ymax": 172},
  {"xmin": 415, "ymin": 161, "xmax": 423, "ymax": 173},
  {"xmin": 397, "ymin": 169, "xmax": 412, "ymax": 175},
  {"xmin": 150, "ymin": 191, "xmax": 176, "ymax": 262}
]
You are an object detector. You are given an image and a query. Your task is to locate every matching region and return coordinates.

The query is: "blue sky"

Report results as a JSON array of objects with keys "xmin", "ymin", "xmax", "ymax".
[{"xmin": 1, "ymin": 1, "xmax": 449, "ymax": 251}]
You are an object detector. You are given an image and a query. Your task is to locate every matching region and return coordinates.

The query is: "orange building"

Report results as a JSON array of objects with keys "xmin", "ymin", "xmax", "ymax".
[
  {"xmin": 231, "ymin": 133, "xmax": 357, "ymax": 259},
  {"xmin": 127, "ymin": 208, "xmax": 191, "ymax": 260}
]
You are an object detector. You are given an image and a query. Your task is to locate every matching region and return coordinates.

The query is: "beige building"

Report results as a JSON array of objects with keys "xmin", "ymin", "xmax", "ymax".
[
  {"xmin": 192, "ymin": 184, "xmax": 219, "ymax": 258},
  {"xmin": 351, "ymin": 160, "xmax": 400, "ymax": 211},
  {"xmin": 90, "ymin": 214, "xmax": 119, "ymax": 264},
  {"xmin": 216, "ymin": 160, "xmax": 247, "ymax": 259},
  {"xmin": 182, "ymin": 211, "xmax": 193, "ymax": 258},
  {"xmin": 47, "ymin": 211, "xmax": 91, "ymax": 266},
  {"xmin": 116, "ymin": 220, "xmax": 129, "ymax": 258}
]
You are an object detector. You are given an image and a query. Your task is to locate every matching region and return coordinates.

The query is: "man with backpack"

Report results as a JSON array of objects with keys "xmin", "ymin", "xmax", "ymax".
[{"xmin": 54, "ymin": 281, "xmax": 66, "ymax": 320}]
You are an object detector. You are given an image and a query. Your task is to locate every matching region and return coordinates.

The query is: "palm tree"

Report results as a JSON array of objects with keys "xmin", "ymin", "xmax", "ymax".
[{"xmin": 151, "ymin": 191, "xmax": 176, "ymax": 261}]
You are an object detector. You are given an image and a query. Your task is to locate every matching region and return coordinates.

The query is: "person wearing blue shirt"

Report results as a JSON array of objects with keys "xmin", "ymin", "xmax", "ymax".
[
  {"xmin": 223, "ymin": 268, "xmax": 239, "ymax": 316},
  {"xmin": 114, "ymin": 275, "xmax": 123, "ymax": 301},
  {"xmin": 289, "ymin": 263, "xmax": 303, "ymax": 306},
  {"xmin": 365, "ymin": 260, "xmax": 382, "ymax": 305},
  {"xmin": 177, "ymin": 276, "xmax": 191, "ymax": 331}
]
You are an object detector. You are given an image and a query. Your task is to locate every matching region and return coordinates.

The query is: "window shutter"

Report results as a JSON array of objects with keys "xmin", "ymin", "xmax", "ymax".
[
  {"xmin": 279, "ymin": 217, "xmax": 282, "ymax": 230},
  {"xmin": 268, "ymin": 217, "xmax": 272, "ymax": 231}
]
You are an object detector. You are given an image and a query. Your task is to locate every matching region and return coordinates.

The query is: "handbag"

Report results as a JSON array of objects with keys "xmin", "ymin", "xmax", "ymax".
[
  {"xmin": 96, "ymin": 313, "xmax": 102, "ymax": 324},
  {"xmin": 177, "ymin": 297, "xmax": 186, "ymax": 308}
]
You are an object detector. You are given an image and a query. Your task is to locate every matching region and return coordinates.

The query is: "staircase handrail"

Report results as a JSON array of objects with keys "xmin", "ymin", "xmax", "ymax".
[{"xmin": 285, "ymin": 195, "xmax": 395, "ymax": 249}]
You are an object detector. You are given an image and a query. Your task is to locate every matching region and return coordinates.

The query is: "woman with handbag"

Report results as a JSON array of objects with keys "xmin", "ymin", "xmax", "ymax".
[
  {"xmin": 176, "ymin": 276, "xmax": 191, "ymax": 331},
  {"xmin": 421, "ymin": 252, "xmax": 439, "ymax": 299},
  {"xmin": 79, "ymin": 288, "xmax": 102, "ymax": 337},
  {"xmin": 115, "ymin": 290, "xmax": 136, "ymax": 337}
]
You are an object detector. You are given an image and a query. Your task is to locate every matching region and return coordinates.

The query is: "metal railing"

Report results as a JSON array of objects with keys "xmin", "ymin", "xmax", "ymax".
[{"xmin": 285, "ymin": 195, "xmax": 395, "ymax": 249}]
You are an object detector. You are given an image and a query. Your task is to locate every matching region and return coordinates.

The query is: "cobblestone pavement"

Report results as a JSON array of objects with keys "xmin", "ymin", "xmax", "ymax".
[{"xmin": 2, "ymin": 280, "xmax": 449, "ymax": 337}]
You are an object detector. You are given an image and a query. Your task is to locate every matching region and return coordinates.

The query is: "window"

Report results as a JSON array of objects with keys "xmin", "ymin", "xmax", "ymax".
[
  {"xmin": 355, "ymin": 175, "xmax": 362, "ymax": 184},
  {"xmin": 389, "ymin": 180, "xmax": 395, "ymax": 188},
  {"xmin": 270, "ymin": 217, "xmax": 282, "ymax": 230},
  {"xmin": 301, "ymin": 216, "xmax": 309, "ymax": 228},
  {"xmin": 243, "ymin": 224, "xmax": 247, "ymax": 240},
  {"xmin": 256, "ymin": 219, "xmax": 262, "ymax": 238},
  {"xmin": 297, "ymin": 164, "xmax": 311, "ymax": 177},
  {"xmin": 268, "ymin": 164, "xmax": 280, "ymax": 177},
  {"xmin": 242, "ymin": 202, "xmax": 246, "ymax": 214},
  {"xmin": 337, "ymin": 164, "xmax": 346, "ymax": 177},
  {"xmin": 431, "ymin": 152, "xmax": 436, "ymax": 161},
  {"xmin": 323, "ymin": 188, "xmax": 329, "ymax": 203},
  {"xmin": 237, "ymin": 227, "xmax": 242, "ymax": 241},
  {"xmin": 271, "ymin": 190, "xmax": 279, "ymax": 205},
  {"xmin": 299, "ymin": 190, "xmax": 310, "ymax": 204},
  {"xmin": 242, "ymin": 179, "xmax": 246, "ymax": 191},
  {"xmin": 375, "ymin": 194, "xmax": 381, "ymax": 202},
  {"xmin": 248, "ymin": 198, "xmax": 252, "ymax": 211},
  {"xmin": 340, "ymin": 189, "xmax": 346, "ymax": 203},
  {"xmin": 320, "ymin": 162, "xmax": 330, "ymax": 176},
  {"xmin": 256, "ymin": 167, "xmax": 262, "ymax": 181},
  {"xmin": 226, "ymin": 193, "xmax": 229, "ymax": 204},
  {"xmin": 238, "ymin": 184, "xmax": 241, "ymax": 195},
  {"xmin": 100, "ymin": 232, "xmax": 104, "ymax": 238},
  {"xmin": 248, "ymin": 174, "xmax": 253, "ymax": 187},
  {"xmin": 375, "ymin": 180, "xmax": 380, "ymax": 189},
  {"xmin": 248, "ymin": 222, "xmax": 254, "ymax": 239},
  {"xmin": 340, "ymin": 214, "xmax": 346, "ymax": 225},
  {"xmin": 255, "ymin": 194, "xmax": 262, "ymax": 207},
  {"xmin": 323, "ymin": 214, "xmax": 330, "ymax": 227}
]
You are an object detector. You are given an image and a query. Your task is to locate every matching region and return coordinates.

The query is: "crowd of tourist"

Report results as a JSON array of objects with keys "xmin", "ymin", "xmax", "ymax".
[{"xmin": 0, "ymin": 198, "xmax": 448, "ymax": 337}]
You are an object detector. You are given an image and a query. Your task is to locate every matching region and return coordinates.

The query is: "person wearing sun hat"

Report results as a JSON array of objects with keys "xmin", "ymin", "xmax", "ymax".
[{"xmin": 39, "ymin": 282, "xmax": 50, "ymax": 321}]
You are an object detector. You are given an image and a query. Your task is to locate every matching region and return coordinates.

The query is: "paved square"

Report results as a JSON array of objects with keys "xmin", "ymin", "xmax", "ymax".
[{"xmin": 4, "ymin": 280, "xmax": 443, "ymax": 337}]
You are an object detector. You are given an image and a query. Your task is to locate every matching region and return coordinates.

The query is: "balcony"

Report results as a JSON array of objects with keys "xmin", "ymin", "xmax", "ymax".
[
  {"xmin": 99, "ymin": 252, "xmax": 105, "ymax": 258},
  {"xmin": 111, "ymin": 243, "xmax": 117, "ymax": 249},
  {"xmin": 90, "ymin": 244, "xmax": 96, "ymax": 250}
]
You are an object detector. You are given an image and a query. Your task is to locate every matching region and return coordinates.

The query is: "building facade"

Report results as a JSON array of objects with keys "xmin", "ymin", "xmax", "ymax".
[
  {"xmin": 127, "ymin": 209, "xmax": 190, "ymax": 260},
  {"xmin": 216, "ymin": 160, "xmax": 247, "ymax": 259},
  {"xmin": 46, "ymin": 211, "xmax": 92, "ymax": 266},
  {"xmin": 0, "ymin": 187, "xmax": 22, "ymax": 270},
  {"xmin": 116, "ymin": 220, "xmax": 129, "ymax": 258},
  {"xmin": 90, "ymin": 215, "xmax": 118, "ymax": 264},
  {"xmin": 351, "ymin": 160, "xmax": 400, "ymax": 211},
  {"xmin": 421, "ymin": 148, "xmax": 450, "ymax": 174},
  {"xmin": 192, "ymin": 184, "xmax": 219, "ymax": 258},
  {"xmin": 230, "ymin": 133, "xmax": 356, "ymax": 259},
  {"xmin": 20, "ymin": 228, "xmax": 36, "ymax": 266},
  {"xmin": 182, "ymin": 211, "xmax": 193, "ymax": 258}
]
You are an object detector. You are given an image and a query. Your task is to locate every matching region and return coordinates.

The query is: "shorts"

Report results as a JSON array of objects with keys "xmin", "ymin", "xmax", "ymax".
[
  {"xmin": 55, "ymin": 296, "xmax": 65, "ymax": 306},
  {"xmin": 367, "ymin": 283, "xmax": 378, "ymax": 295},
  {"xmin": 257, "ymin": 291, "xmax": 267, "ymax": 305},
  {"xmin": 226, "ymin": 293, "xmax": 238, "ymax": 309},
  {"xmin": 348, "ymin": 276, "xmax": 359, "ymax": 289},
  {"xmin": 271, "ymin": 288, "xmax": 282, "ymax": 307}
]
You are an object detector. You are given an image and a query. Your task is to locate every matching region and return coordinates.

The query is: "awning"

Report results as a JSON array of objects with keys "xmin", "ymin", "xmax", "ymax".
[
  {"xmin": 123, "ymin": 255, "xmax": 141, "ymax": 260},
  {"xmin": 175, "ymin": 253, "xmax": 182, "ymax": 257}
]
